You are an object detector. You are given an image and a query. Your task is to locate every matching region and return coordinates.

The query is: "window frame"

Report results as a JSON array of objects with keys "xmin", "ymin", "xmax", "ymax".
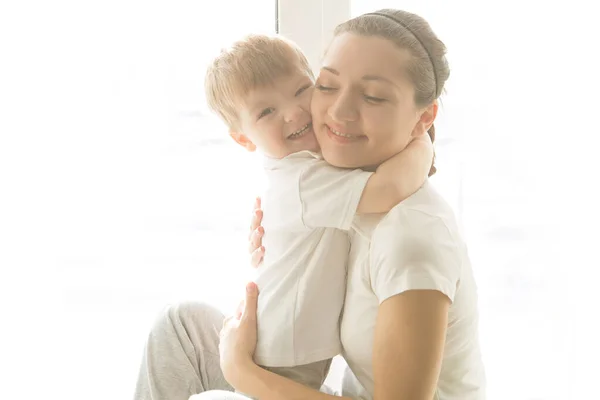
[{"xmin": 277, "ymin": 0, "xmax": 350, "ymax": 72}]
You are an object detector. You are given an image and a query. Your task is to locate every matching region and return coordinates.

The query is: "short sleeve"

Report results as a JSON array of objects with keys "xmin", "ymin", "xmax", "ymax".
[
  {"xmin": 370, "ymin": 207, "xmax": 462, "ymax": 303},
  {"xmin": 299, "ymin": 160, "xmax": 372, "ymax": 230}
]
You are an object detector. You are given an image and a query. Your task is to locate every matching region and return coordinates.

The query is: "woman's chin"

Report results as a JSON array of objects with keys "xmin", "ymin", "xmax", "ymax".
[{"xmin": 320, "ymin": 150, "xmax": 361, "ymax": 169}]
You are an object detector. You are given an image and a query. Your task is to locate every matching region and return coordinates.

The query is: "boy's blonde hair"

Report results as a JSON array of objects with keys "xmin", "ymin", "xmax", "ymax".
[{"xmin": 205, "ymin": 34, "xmax": 314, "ymax": 130}]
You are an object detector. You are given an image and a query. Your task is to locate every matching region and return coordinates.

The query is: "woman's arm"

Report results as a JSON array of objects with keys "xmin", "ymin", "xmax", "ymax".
[
  {"xmin": 369, "ymin": 207, "xmax": 461, "ymax": 400},
  {"xmin": 235, "ymin": 291, "xmax": 450, "ymax": 400},
  {"xmin": 236, "ymin": 363, "xmax": 352, "ymax": 400},
  {"xmin": 373, "ymin": 290, "xmax": 450, "ymax": 400}
]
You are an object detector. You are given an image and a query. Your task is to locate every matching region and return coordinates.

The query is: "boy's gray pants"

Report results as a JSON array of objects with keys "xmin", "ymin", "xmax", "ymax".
[{"xmin": 133, "ymin": 302, "xmax": 332, "ymax": 400}]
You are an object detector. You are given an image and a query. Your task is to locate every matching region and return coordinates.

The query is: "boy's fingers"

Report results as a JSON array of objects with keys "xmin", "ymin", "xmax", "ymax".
[{"xmin": 250, "ymin": 246, "xmax": 264, "ymax": 268}]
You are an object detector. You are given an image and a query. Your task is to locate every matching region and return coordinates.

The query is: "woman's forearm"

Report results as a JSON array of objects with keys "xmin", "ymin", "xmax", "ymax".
[{"xmin": 237, "ymin": 362, "xmax": 352, "ymax": 400}]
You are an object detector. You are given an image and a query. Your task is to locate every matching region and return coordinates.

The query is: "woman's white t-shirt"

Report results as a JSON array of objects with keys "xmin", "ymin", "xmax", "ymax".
[{"xmin": 339, "ymin": 182, "xmax": 486, "ymax": 400}]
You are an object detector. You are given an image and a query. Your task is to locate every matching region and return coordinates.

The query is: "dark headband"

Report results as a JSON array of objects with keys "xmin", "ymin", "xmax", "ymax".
[{"xmin": 365, "ymin": 12, "xmax": 439, "ymax": 98}]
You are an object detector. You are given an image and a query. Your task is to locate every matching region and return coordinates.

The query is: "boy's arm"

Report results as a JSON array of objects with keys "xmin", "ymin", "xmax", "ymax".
[
  {"xmin": 299, "ymin": 134, "xmax": 431, "ymax": 229},
  {"xmin": 357, "ymin": 134, "xmax": 433, "ymax": 214}
]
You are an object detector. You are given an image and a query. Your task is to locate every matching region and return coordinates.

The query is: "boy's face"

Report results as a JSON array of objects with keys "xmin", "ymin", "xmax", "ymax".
[{"xmin": 231, "ymin": 72, "xmax": 319, "ymax": 159}]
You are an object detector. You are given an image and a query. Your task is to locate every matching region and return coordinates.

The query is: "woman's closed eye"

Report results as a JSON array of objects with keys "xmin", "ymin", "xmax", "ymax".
[
  {"xmin": 316, "ymin": 84, "xmax": 336, "ymax": 92},
  {"xmin": 258, "ymin": 107, "xmax": 275, "ymax": 120},
  {"xmin": 364, "ymin": 94, "xmax": 386, "ymax": 104}
]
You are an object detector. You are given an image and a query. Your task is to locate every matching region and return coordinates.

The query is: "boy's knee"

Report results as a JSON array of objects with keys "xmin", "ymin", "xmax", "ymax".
[{"xmin": 151, "ymin": 301, "xmax": 224, "ymax": 334}]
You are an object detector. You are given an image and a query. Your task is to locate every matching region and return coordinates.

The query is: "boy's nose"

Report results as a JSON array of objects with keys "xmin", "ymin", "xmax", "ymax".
[{"xmin": 284, "ymin": 105, "xmax": 305, "ymax": 123}]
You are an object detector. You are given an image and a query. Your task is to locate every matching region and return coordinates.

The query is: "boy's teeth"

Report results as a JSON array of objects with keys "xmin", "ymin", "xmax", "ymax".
[{"xmin": 289, "ymin": 123, "xmax": 310, "ymax": 138}]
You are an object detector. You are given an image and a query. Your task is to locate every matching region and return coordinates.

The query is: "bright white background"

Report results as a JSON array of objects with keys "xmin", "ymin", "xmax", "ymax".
[{"xmin": 0, "ymin": 1, "xmax": 598, "ymax": 399}]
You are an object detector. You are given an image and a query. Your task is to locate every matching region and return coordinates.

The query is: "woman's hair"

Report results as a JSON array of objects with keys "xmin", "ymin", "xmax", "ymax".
[{"xmin": 333, "ymin": 9, "xmax": 450, "ymax": 176}]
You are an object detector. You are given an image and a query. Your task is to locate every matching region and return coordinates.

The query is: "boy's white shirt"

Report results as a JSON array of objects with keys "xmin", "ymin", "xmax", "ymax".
[{"xmin": 254, "ymin": 150, "xmax": 372, "ymax": 367}]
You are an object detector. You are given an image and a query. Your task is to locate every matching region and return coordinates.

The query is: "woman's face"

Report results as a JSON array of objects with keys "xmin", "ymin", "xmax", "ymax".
[{"xmin": 311, "ymin": 33, "xmax": 435, "ymax": 169}]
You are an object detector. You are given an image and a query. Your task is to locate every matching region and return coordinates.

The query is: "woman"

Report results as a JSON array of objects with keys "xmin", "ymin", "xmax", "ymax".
[{"xmin": 134, "ymin": 9, "xmax": 485, "ymax": 400}]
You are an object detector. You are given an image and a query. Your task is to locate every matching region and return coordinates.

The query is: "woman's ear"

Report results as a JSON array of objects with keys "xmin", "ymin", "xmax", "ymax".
[
  {"xmin": 412, "ymin": 101, "xmax": 438, "ymax": 137},
  {"xmin": 229, "ymin": 131, "xmax": 257, "ymax": 152}
]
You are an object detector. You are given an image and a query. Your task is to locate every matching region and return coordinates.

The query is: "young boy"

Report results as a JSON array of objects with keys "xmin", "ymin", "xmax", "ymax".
[{"xmin": 204, "ymin": 34, "xmax": 432, "ymax": 391}]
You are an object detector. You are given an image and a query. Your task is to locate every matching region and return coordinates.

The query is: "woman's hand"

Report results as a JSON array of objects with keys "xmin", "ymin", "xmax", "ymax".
[
  {"xmin": 248, "ymin": 197, "xmax": 265, "ymax": 267},
  {"xmin": 219, "ymin": 282, "xmax": 260, "ymax": 389},
  {"xmin": 220, "ymin": 281, "xmax": 352, "ymax": 400}
]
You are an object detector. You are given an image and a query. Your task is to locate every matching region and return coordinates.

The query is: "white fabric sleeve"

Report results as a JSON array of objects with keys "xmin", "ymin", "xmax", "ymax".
[
  {"xmin": 370, "ymin": 208, "xmax": 462, "ymax": 303},
  {"xmin": 299, "ymin": 161, "xmax": 373, "ymax": 230}
]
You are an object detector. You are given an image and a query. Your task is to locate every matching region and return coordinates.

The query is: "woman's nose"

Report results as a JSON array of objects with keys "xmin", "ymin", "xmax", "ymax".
[{"xmin": 328, "ymin": 93, "xmax": 358, "ymax": 123}]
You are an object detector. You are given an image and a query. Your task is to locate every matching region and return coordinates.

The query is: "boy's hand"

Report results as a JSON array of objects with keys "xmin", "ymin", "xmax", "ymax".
[
  {"xmin": 410, "ymin": 132, "xmax": 435, "ymax": 177},
  {"xmin": 248, "ymin": 197, "xmax": 264, "ymax": 268}
]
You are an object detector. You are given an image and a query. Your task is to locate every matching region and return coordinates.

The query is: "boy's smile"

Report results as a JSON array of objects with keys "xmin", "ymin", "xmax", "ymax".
[{"xmin": 230, "ymin": 73, "xmax": 320, "ymax": 159}]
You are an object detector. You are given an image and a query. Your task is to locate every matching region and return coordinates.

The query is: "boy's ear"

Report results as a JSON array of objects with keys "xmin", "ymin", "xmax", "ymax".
[{"xmin": 229, "ymin": 131, "xmax": 257, "ymax": 152}]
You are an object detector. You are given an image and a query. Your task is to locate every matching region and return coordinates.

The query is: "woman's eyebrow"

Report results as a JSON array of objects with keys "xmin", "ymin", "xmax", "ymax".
[
  {"xmin": 322, "ymin": 66, "xmax": 397, "ymax": 88},
  {"xmin": 321, "ymin": 66, "xmax": 339, "ymax": 75},
  {"xmin": 362, "ymin": 74, "xmax": 392, "ymax": 84}
]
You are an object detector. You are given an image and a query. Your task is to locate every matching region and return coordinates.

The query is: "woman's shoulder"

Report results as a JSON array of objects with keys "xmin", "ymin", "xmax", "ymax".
[
  {"xmin": 373, "ymin": 182, "xmax": 462, "ymax": 246},
  {"xmin": 366, "ymin": 182, "xmax": 467, "ymax": 303}
]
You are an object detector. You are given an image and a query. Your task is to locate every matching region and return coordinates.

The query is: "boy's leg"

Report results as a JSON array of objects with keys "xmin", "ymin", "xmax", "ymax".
[{"xmin": 134, "ymin": 302, "xmax": 233, "ymax": 400}]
